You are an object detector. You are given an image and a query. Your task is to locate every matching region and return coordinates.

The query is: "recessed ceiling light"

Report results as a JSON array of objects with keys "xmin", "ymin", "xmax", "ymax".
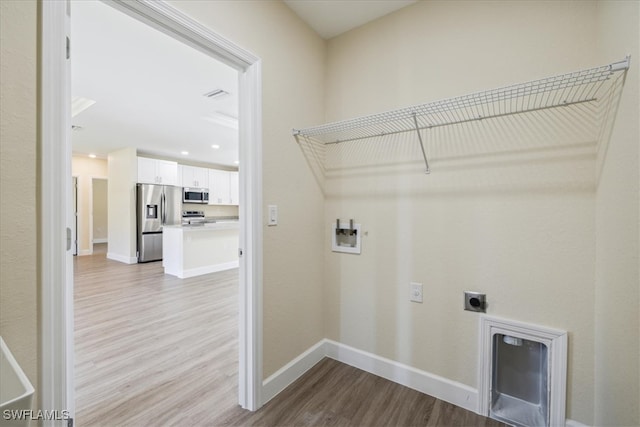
[
  {"xmin": 211, "ymin": 144, "xmax": 220, "ymax": 149},
  {"xmin": 203, "ymin": 89, "xmax": 230, "ymax": 99},
  {"xmin": 234, "ymin": 160, "xmax": 240, "ymax": 165},
  {"xmin": 88, "ymin": 154, "xmax": 96, "ymax": 158},
  {"xmin": 181, "ymin": 151, "xmax": 189, "ymax": 155}
]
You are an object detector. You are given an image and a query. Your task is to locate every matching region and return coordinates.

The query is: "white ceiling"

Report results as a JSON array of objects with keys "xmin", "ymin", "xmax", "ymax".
[
  {"xmin": 70, "ymin": 1, "xmax": 417, "ymax": 166},
  {"xmin": 284, "ymin": 0, "xmax": 417, "ymax": 39},
  {"xmin": 71, "ymin": 1, "xmax": 239, "ymax": 167}
]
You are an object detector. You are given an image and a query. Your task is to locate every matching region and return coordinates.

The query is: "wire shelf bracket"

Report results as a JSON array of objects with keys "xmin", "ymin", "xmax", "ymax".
[{"xmin": 293, "ymin": 56, "xmax": 630, "ymax": 174}]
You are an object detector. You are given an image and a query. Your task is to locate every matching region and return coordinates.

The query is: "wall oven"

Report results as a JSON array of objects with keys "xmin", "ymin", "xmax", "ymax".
[{"xmin": 183, "ymin": 187, "xmax": 209, "ymax": 204}]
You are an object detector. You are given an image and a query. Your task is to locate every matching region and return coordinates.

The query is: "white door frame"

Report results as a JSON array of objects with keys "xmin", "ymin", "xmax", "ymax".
[{"xmin": 40, "ymin": 0, "xmax": 263, "ymax": 420}]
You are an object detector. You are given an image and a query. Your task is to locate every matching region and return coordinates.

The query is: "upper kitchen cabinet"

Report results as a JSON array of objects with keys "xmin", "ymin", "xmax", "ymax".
[
  {"xmin": 137, "ymin": 157, "xmax": 178, "ymax": 185},
  {"xmin": 209, "ymin": 169, "xmax": 239, "ymax": 205},
  {"xmin": 229, "ymin": 171, "xmax": 239, "ymax": 205},
  {"xmin": 209, "ymin": 169, "xmax": 230, "ymax": 205},
  {"xmin": 182, "ymin": 165, "xmax": 209, "ymax": 189}
]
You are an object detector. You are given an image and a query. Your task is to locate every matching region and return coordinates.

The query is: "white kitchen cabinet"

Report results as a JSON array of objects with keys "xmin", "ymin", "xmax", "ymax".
[
  {"xmin": 229, "ymin": 171, "xmax": 239, "ymax": 205},
  {"xmin": 208, "ymin": 169, "xmax": 239, "ymax": 205},
  {"xmin": 182, "ymin": 165, "xmax": 209, "ymax": 189},
  {"xmin": 208, "ymin": 169, "xmax": 231, "ymax": 205},
  {"xmin": 137, "ymin": 157, "xmax": 178, "ymax": 185}
]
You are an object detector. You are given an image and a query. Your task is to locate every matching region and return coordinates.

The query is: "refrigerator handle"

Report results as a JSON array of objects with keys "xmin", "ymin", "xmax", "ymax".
[{"xmin": 161, "ymin": 193, "xmax": 166, "ymax": 224}]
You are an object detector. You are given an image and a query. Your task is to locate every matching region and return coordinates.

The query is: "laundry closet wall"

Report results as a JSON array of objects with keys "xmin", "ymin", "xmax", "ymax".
[
  {"xmin": 323, "ymin": 1, "xmax": 637, "ymax": 424},
  {"xmin": 594, "ymin": 1, "xmax": 640, "ymax": 426},
  {"xmin": 0, "ymin": 0, "xmax": 38, "ymax": 407}
]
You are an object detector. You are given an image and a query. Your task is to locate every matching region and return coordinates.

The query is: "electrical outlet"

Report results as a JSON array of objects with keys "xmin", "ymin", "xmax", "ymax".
[
  {"xmin": 464, "ymin": 291, "xmax": 486, "ymax": 312},
  {"xmin": 410, "ymin": 282, "xmax": 423, "ymax": 303}
]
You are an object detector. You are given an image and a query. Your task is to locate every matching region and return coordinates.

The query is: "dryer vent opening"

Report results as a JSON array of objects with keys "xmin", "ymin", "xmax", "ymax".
[
  {"xmin": 491, "ymin": 334, "xmax": 549, "ymax": 426},
  {"xmin": 479, "ymin": 316, "xmax": 568, "ymax": 427}
]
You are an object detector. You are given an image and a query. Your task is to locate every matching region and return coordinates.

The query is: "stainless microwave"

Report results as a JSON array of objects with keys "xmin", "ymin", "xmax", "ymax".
[{"xmin": 183, "ymin": 188, "xmax": 209, "ymax": 204}]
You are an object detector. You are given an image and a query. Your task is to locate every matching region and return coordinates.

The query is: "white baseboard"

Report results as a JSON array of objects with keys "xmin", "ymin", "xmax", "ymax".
[
  {"xmin": 167, "ymin": 260, "xmax": 239, "ymax": 279},
  {"xmin": 262, "ymin": 339, "xmax": 580, "ymax": 424},
  {"xmin": 93, "ymin": 238, "xmax": 107, "ymax": 243},
  {"xmin": 324, "ymin": 339, "xmax": 478, "ymax": 413},
  {"xmin": 106, "ymin": 252, "xmax": 137, "ymax": 264},
  {"xmin": 78, "ymin": 249, "xmax": 92, "ymax": 256},
  {"xmin": 261, "ymin": 339, "xmax": 476, "ymax": 412},
  {"xmin": 566, "ymin": 419, "xmax": 589, "ymax": 427},
  {"xmin": 262, "ymin": 340, "xmax": 327, "ymax": 405}
]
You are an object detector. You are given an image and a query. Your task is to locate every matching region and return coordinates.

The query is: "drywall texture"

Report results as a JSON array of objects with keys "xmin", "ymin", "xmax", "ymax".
[
  {"xmin": 324, "ymin": 1, "xmax": 604, "ymax": 423},
  {"xmin": 168, "ymin": 0, "xmax": 326, "ymax": 378},
  {"xmin": 107, "ymin": 147, "xmax": 138, "ymax": 263},
  {"xmin": 72, "ymin": 156, "xmax": 108, "ymax": 254},
  {"xmin": 93, "ymin": 179, "xmax": 108, "ymax": 241},
  {"xmin": 594, "ymin": 1, "xmax": 640, "ymax": 425},
  {"xmin": 0, "ymin": 0, "xmax": 38, "ymax": 405}
]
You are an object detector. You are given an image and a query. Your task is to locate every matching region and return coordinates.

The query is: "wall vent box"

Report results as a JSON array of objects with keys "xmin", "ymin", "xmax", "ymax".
[
  {"xmin": 479, "ymin": 316, "xmax": 567, "ymax": 427},
  {"xmin": 491, "ymin": 334, "xmax": 549, "ymax": 427},
  {"xmin": 332, "ymin": 220, "xmax": 361, "ymax": 254}
]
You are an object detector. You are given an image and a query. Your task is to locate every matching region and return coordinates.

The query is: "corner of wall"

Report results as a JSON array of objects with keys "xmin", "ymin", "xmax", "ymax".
[
  {"xmin": 593, "ymin": 1, "xmax": 640, "ymax": 425},
  {"xmin": 107, "ymin": 147, "xmax": 138, "ymax": 262}
]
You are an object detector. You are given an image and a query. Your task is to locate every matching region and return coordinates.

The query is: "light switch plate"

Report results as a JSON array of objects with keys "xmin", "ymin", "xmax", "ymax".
[
  {"xmin": 268, "ymin": 205, "xmax": 277, "ymax": 226},
  {"xmin": 410, "ymin": 282, "xmax": 423, "ymax": 303}
]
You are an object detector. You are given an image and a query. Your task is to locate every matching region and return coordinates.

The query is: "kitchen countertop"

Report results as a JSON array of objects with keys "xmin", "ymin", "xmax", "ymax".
[{"xmin": 164, "ymin": 221, "xmax": 239, "ymax": 232}]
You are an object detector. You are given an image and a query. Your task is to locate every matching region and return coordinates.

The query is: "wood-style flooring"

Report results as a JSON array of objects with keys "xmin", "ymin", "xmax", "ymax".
[
  {"xmin": 74, "ymin": 247, "xmax": 239, "ymax": 426},
  {"xmin": 75, "ymin": 247, "xmax": 503, "ymax": 427}
]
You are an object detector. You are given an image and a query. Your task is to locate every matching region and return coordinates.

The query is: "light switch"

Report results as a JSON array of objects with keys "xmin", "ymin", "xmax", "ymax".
[{"xmin": 268, "ymin": 205, "xmax": 277, "ymax": 226}]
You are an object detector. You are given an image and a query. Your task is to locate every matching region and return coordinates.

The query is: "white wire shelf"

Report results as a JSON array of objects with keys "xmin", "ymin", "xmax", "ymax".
[{"xmin": 293, "ymin": 57, "xmax": 630, "ymax": 174}]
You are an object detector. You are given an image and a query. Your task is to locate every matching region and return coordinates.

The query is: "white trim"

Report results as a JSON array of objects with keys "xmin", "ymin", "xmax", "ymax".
[
  {"xmin": 262, "ymin": 340, "xmax": 327, "ymax": 404},
  {"xmin": 93, "ymin": 238, "xmax": 108, "ymax": 244},
  {"xmin": 40, "ymin": 0, "xmax": 74, "ymax": 422},
  {"xmin": 106, "ymin": 253, "xmax": 138, "ymax": 264},
  {"xmin": 237, "ymin": 58, "xmax": 264, "ymax": 410},
  {"xmin": 107, "ymin": 0, "xmax": 263, "ymax": 411},
  {"xmin": 565, "ymin": 419, "xmax": 589, "ymax": 427},
  {"xmin": 167, "ymin": 260, "xmax": 239, "ymax": 279},
  {"xmin": 254, "ymin": 337, "xmax": 580, "ymax": 424},
  {"xmin": 78, "ymin": 249, "xmax": 93, "ymax": 256},
  {"xmin": 478, "ymin": 315, "xmax": 568, "ymax": 427},
  {"xmin": 325, "ymin": 339, "xmax": 478, "ymax": 412},
  {"xmin": 106, "ymin": 0, "xmax": 257, "ymax": 69},
  {"xmin": 263, "ymin": 339, "xmax": 478, "ymax": 413}
]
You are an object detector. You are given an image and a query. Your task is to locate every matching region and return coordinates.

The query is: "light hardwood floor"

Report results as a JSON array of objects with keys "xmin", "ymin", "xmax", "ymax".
[
  {"xmin": 75, "ymin": 251, "xmax": 503, "ymax": 426},
  {"xmin": 74, "ymin": 252, "xmax": 239, "ymax": 426}
]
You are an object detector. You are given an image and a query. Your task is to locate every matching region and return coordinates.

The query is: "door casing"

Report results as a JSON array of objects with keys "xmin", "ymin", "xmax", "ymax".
[{"xmin": 40, "ymin": 0, "xmax": 264, "ymax": 420}]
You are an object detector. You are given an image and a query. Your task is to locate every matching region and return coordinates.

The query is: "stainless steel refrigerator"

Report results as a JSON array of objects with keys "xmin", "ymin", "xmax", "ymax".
[{"xmin": 136, "ymin": 183, "xmax": 182, "ymax": 263}]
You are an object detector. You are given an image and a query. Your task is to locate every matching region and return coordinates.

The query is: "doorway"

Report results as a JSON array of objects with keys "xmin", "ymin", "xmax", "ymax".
[{"xmin": 40, "ymin": 0, "xmax": 263, "ymax": 419}]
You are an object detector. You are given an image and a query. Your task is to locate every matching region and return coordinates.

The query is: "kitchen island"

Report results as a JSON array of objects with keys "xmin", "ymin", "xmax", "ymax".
[{"xmin": 162, "ymin": 221, "xmax": 239, "ymax": 278}]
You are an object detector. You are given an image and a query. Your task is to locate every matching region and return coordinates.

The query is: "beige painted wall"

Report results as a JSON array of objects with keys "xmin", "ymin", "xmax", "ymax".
[
  {"xmin": 168, "ymin": 0, "xmax": 327, "ymax": 378},
  {"xmin": 72, "ymin": 156, "xmax": 108, "ymax": 253},
  {"xmin": 2, "ymin": 0, "xmax": 637, "ymax": 421},
  {"xmin": 0, "ymin": 0, "xmax": 38, "ymax": 404},
  {"xmin": 594, "ymin": 1, "xmax": 640, "ymax": 425},
  {"xmin": 107, "ymin": 147, "xmax": 138, "ymax": 263},
  {"xmin": 93, "ymin": 178, "xmax": 108, "ymax": 241},
  {"xmin": 324, "ymin": 1, "xmax": 605, "ymax": 423}
]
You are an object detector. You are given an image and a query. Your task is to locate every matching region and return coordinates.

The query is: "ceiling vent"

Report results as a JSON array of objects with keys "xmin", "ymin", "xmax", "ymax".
[{"xmin": 203, "ymin": 89, "xmax": 230, "ymax": 99}]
